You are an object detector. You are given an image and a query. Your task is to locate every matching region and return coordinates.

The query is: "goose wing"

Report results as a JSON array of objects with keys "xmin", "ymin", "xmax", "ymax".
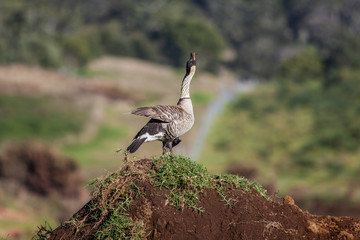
[{"xmin": 131, "ymin": 105, "xmax": 185, "ymax": 122}]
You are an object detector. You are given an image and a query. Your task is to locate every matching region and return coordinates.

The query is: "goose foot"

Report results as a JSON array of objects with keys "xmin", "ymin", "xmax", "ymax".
[{"xmin": 162, "ymin": 141, "xmax": 174, "ymax": 156}]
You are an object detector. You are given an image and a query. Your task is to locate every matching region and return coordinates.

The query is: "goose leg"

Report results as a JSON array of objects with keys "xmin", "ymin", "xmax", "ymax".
[
  {"xmin": 162, "ymin": 141, "xmax": 167, "ymax": 155},
  {"xmin": 168, "ymin": 141, "xmax": 173, "ymax": 155}
]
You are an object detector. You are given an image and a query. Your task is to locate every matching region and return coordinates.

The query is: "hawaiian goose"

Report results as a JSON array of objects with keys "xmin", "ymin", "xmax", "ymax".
[{"xmin": 127, "ymin": 52, "xmax": 196, "ymax": 155}]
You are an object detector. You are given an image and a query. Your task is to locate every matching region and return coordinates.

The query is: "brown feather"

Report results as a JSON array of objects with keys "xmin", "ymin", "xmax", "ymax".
[{"xmin": 131, "ymin": 105, "xmax": 187, "ymax": 122}]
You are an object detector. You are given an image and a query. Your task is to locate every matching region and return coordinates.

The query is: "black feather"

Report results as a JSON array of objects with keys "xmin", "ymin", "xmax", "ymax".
[
  {"xmin": 134, "ymin": 119, "xmax": 165, "ymax": 139},
  {"xmin": 127, "ymin": 138, "xmax": 146, "ymax": 153}
]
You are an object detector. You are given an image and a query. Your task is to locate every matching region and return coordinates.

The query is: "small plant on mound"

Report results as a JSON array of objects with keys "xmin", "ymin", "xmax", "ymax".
[
  {"xmin": 32, "ymin": 222, "xmax": 53, "ymax": 240},
  {"xmin": 151, "ymin": 155, "xmax": 269, "ymax": 211}
]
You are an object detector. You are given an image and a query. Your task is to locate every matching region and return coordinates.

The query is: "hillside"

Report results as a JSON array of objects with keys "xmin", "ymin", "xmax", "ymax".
[
  {"xmin": 0, "ymin": 56, "xmax": 234, "ymax": 177},
  {"xmin": 200, "ymin": 77, "xmax": 360, "ymax": 217},
  {"xmin": 38, "ymin": 156, "xmax": 360, "ymax": 240},
  {"xmin": 0, "ymin": 56, "xmax": 236, "ymax": 239}
]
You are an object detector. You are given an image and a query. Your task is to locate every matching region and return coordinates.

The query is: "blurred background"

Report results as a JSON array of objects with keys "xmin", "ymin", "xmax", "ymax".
[{"xmin": 1, "ymin": 0, "xmax": 360, "ymax": 238}]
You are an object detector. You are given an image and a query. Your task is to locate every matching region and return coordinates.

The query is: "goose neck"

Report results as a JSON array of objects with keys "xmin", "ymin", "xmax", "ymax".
[{"xmin": 180, "ymin": 67, "xmax": 195, "ymax": 99}]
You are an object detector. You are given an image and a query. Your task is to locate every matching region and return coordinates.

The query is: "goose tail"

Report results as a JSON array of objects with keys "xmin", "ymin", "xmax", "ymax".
[{"xmin": 127, "ymin": 138, "xmax": 146, "ymax": 153}]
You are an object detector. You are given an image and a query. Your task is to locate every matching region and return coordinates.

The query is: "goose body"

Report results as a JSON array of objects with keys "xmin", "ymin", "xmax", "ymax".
[{"xmin": 127, "ymin": 53, "xmax": 196, "ymax": 154}]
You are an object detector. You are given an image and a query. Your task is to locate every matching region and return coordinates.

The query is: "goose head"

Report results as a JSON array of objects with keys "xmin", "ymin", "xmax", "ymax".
[{"xmin": 186, "ymin": 52, "xmax": 196, "ymax": 75}]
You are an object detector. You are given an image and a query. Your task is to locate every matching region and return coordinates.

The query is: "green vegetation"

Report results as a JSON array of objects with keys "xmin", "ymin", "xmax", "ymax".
[
  {"xmin": 90, "ymin": 180, "xmax": 145, "ymax": 240},
  {"xmin": 33, "ymin": 222, "xmax": 53, "ymax": 240},
  {"xmin": 151, "ymin": 155, "xmax": 268, "ymax": 211},
  {"xmin": 163, "ymin": 17, "xmax": 225, "ymax": 71},
  {"xmin": 0, "ymin": 95, "xmax": 87, "ymax": 141},
  {"xmin": 0, "ymin": 0, "xmax": 225, "ymax": 71},
  {"xmin": 191, "ymin": 91, "xmax": 213, "ymax": 105},
  {"xmin": 83, "ymin": 171, "xmax": 145, "ymax": 239},
  {"xmin": 2, "ymin": 1, "xmax": 359, "ymax": 77},
  {"xmin": 152, "ymin": 155, "xmax": 213, "ymax": 211},
  {"xmin": 62, "ymin": 125, "xmax": 128, "ymax": 169},
  {"xmin": 201, "ymin": 67, "xmax": 360, "ymax": 200},
  {"xmin": 94, "ymin": 208, "xmax": 144, "ymax": 240}
]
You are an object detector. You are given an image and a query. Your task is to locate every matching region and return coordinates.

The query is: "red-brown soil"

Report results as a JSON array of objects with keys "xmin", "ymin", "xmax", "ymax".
[
  {"xmin": 48, "ymin": 158, "xmax": 360, "ymax": 240},
  {"xmin": 225, "ymin": 162, "xmax": 360, "ymax": 218}
]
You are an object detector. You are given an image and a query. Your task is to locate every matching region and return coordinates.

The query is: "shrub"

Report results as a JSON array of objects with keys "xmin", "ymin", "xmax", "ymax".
[
  {"xmin": 163, "ymin": 17, "xmax": 226, "ymax": 72},
  {"xmin": 278, "ymin": 46, "xmax": 324, "ymax": 83}
]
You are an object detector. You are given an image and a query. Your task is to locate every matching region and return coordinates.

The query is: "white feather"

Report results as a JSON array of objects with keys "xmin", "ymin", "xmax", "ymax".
[{"xmin": 140, "ymin": 132, "xmax": 165, "ymax": 142}]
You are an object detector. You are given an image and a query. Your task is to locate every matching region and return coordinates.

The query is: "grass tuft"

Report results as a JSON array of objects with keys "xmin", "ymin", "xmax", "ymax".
[
  {"xmin": 93, "ymin": 207, "xmax": 144, "ymax": 240},
  {"xmin": 151, "ymin": 155, "xmax": 269, "ymax": 211},
  {"xmin": 87, "ymin": 170, "xmax": 145, "ymax": 239},
  {"xmin": 32, "ymin": 222, "xmax": 53, "ymax": 240}
]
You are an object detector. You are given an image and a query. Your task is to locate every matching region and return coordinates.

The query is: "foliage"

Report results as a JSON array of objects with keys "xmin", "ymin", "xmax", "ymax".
[
  {"xmin": 278, "ymin": 46, "xmax": 323, "ymax": 83},
  {"xmin": 0, "ymin": 0, "xmax": 225, "ymax": 70},
  {"xmin": 1, "ymin": 0, "xmax": 359, "ymax": 76},
  {"xmin": 311, "ymin": 70, "xmax": 360, "ymax": 151},
  {"xmin": 163, "ymin": 17, "xmax": 225, "ymax": 71}
]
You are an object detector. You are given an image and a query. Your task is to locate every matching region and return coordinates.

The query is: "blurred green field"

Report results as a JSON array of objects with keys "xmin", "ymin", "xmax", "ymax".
[
  {"xmin": 62, "ymin": 123, "xmax": 128, "ymax": 178},
  {"xmin": 0, "ymin": 95, "xmax": 87, "ymax": 141},
  {"xmin": 0, "ymin": 191, "xmax": 59, "ymax": 239},
  {"xmin": 200, "ymin": 77, "xmax": 360, "ymax": 203}
]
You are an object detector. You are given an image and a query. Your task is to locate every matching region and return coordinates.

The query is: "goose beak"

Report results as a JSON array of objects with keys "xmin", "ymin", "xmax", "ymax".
[{"xmin": 191, "ymin": 52, "xmax": 196, "ymax": 61}]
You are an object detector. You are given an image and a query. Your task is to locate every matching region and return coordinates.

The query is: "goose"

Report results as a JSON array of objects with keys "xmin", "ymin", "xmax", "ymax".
[{"xmin": 127, "ymin": 52, "xmax": 196, "ymax": 155}]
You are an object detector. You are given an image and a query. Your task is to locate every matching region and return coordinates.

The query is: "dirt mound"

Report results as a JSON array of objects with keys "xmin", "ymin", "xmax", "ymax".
[
  {"xmin": 0, "ymin": 141, "xmax": 83, "ymax": 198},
  {"xmin": 225, "ymin": 162, "xmax": 360, "ymax": 218},
  {"xmin": 44, "ymin": 156, "xmax": 360, "ymax": 240}
]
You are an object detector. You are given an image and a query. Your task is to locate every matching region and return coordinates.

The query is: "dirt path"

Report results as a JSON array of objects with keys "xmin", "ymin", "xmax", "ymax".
[{"xmin": 190, "ymin": 80, "xmax": 256, "ymax": 161}]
